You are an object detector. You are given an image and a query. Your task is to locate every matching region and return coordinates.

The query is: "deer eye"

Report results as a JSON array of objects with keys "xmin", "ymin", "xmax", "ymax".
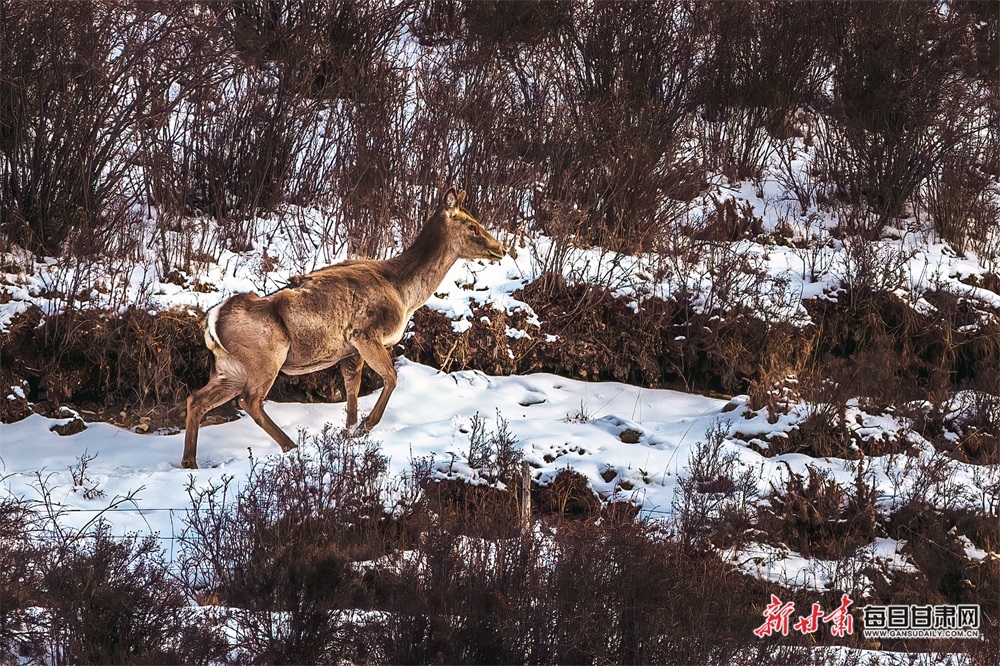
[{"xmin": 467, "ymin": 224, "xmax": 476, "ymax": 232}]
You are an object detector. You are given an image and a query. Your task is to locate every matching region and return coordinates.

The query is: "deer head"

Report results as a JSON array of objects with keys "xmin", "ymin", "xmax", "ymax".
[{"xmin": 438, "ymin": 187, "xmax": 506, "ymax": 262}]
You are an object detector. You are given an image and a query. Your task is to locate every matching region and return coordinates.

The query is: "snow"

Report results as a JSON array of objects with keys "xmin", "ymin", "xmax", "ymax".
[
  {"xmin": 1, "ymin": 190, "xmax": 997, "ymax": 588},
  {"xmin": 724, "ymin": 537, "xmax": 919, "ymax": 595},
  {"xmin": 954, "ymin": 531, "xmax": 999, "ymax": 563},
  {"xmin": 4, "ymin": 157, "xmax": 998, "ymax": 336},
  {"xmin": 0, "ymin": 360, "xmax": 720, "ymax": 551},
  {"xmin": 2, "ymin": 357, "xmax": 995, "ymax": 586}
]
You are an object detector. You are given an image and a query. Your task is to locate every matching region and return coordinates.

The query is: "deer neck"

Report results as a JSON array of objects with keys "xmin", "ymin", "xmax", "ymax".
[{"xmin": 388, "ymin": 220, "xmax": 459, "ymax": 315}]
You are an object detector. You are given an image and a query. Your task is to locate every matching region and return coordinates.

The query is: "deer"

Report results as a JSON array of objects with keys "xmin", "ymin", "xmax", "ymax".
[{"xmin": 181, "ymin": 187, "xmax": 506, "ymax": 469}]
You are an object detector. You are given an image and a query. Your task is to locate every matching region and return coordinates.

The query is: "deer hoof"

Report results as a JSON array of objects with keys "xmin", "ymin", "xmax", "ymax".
[
  {"xmin": 280, "ymin": 442, "xmax": 297, "ymax": 453},
  {"xmin": 181, "ymin": 459, "xmax": 198, "ymax": 470}
]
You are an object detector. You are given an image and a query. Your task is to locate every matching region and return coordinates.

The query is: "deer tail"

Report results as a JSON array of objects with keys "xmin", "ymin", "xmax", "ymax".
[{"xmin": 205, "ymin": 303, "xmax": 228, "ymax": 355}]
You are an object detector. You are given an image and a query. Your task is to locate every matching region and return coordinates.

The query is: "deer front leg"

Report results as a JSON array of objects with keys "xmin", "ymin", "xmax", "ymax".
[
  {"xmin": 351, "ymin": 339, "xmax": 397, "ymax": 430},
  {"xmin": 339, "ymin": 354, "xmax": 364, "ymax": 428},
  {"xmin": 238, "ymin": 365, "xmax": 296, "ymax": 453},
  {"xmin": 239, "ymin": 392, "xmax": 297, "ymax": 452}
]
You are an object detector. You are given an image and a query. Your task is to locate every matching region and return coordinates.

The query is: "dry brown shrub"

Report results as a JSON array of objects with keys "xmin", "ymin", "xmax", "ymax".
[
  {"xmin": 889, "ymin": 501, "xmax": 1000, "ymax": 607},
  {"xmin": 758, "ymin": 465, "xmax": 878, "ymax": 560},
  {"xmin": 811, "ymin": 0, "xmax": 973, "ymax": 238},
  {"xmin": 923, "ymin": 154, "xmax": 998, "ymax": 254},
  {"xmin": 39, "ymin": 522, "xmax": 228, "ymax": 664},
  {"xmin": 377, "ymin": 514, "xmax": 781, "ymax": 664},
  {"xmin": 691, "ymin": 0, "xmax": 826, "ymax": 181},
  {"xmin": 0, "ymin": 0, "xmax": 185, "ymax": 257},
  {"xmin": 690, "ymin": 196, "xmax": 764, "ymax": 242},
  {"xmin": 803, "ymin": 288, "xmax": 1000, "ymax": 412},
  {"xmin": 533, "ymin": 468, "xmax": 601, "ymax": 520},
  {"xmin": 0, "ymin": 493, "xmax": 43, "ymax": 659},
  {"xmin": 404, "ymin": 304, "xmax": 537, "ymax": 376},
  {"xmin": 0, "ymin": 305, "xmax": 209, "ymax": 427},
  {"xmin": 425, "ymin": 478, "xmax": 520, "ymax": 538},
  {"xmin": 402, "ymin": 271, "xmax": 808, "ymax": 400}
]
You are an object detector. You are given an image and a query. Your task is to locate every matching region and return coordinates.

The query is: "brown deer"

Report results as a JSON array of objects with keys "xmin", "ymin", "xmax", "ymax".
[{"xmin": 181, "ymin": 188, "xmax": 506, "ymax": 469}]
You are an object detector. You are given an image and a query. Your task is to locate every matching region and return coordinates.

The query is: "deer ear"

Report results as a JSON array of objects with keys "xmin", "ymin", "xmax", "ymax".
[
  {"xmin": 443, "ymin": 187, "xmax": 459, "ymax": 210},
  {"xmin": 456, "ymin": 190, "xmax": 467, "ymax": 207}
]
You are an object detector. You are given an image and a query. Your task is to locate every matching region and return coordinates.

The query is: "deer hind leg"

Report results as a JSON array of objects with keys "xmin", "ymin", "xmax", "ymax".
[
  {"xmin": 239, "ymin": 375, "xmax": 296, "ymax": 453},
  {"xmin": 339, "ymin": 354, "xmax": 364, "ymax": 428},
  {"xmin": 352, "ymin": 339, "xmax": 397, "ymax": 430},
  {"xmin": 183, "ymin": 374, "xmax": 242, "ymax": 469}
]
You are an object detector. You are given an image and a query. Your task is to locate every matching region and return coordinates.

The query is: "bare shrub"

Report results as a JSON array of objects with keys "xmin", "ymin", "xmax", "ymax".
[
  {"xmin": 690, "ymin": 197, "xmax": 763, "ymax": 243},
  {"xmin": 37, "ymin": 520, "xmax": 226, "ymax": 665},
  {"xmin": 533, "ymin": 467, "xmax": 601, "ymax": 520},
  {"xmin": 772, "ymin": 408, "xmax": 853, "ymax": 460},
  {"xmin": 538, "ymin": 0, "xmax": 698, "ymax": 252},
  {"xmin": 813, "ymin": 1, "xmax": 971, "ymax": 238},
  {"xmin": 889, "ymin": 499, "xmax": 1000, "ymax": 609},
  {"xmin": 914, "ymin": 387, "xmax": 1000, "ymax": 465},
  {"xmin": 461, "ymin": 0, "xmax": 570, "ymax": 49},
  {"xmin": 0, "ymin": 490, "xmax": 44, "ymax": 660},
  {"xmin": 464, "ymin": 411, "xmax": 522, "ymax": 484},
  {"xmin": 178, "ymin": 426, "xmax": 412, "ymax": 663},
  {"xmin": 143, "ymin": 1, "xmax": 411, "ymax": 261},
  {"xmin": 404, "ymin": 303, "xmax": 539, "ymax": 376},
  {"xmin": 692, "ymin": 0, "xmax": 825, "ymax": 181},
  {"xmin": 904, "ymin": 451, "xmax": 973, "ymax": 513},
  {"xmin": 759, "ymin": 463, "xmax": 878, "ymax": 560},
  {"xmin": 377, "ymin": 518, "xmax": 768, "ymax": 664},
  {"xmin": 409, "ymin": 0, "xmax": 462, "ymax": 47},
  {"xmin": 405, "ymin": 2, "xmax": 564, "ymax": 252},
  {"xmin": 758, "ymin": 371, "xmax": 883, "ymax": 460},
  {"xmin": 148, "ymin": 67, "xmax": 329, "ymax": 252},
  {"xmin": 775, "ymin": 131, "xmax": 825, "ymax": 217},
  {"xmin": 952, "ymin": 389, "xmax": 1000, "ymax": 466},
  {"xmin": 799, "ymin": 288, "xmax": 995, "ymax": 413},
  {"xmin": 0, "ymin": 1, "xmax": 188, "ymax": 257},
  {"xmin": 0, "ymin": 475, "xmax": 227, "ymax": 664},
  {"xmin": 923, "ymin": 155, "xmax": 999, "ymax": 254},
  {"xmin": 503, "ymin": 273, "xmax": 806, "ymax": 398},
  {"xmin": 672, "ymin": 422, "xmax": 758, "ymax": 552},
  {"xmin": 423, "ymin": 412, "xmax": 525, "ymax": 537},
  {"xmin": 68, "ymin": 450, "xmax": 105, "ymax": 501},
  {"xmin": 211, "ymin": 0, "xmax": 406, "ymax": 103},
  {"xmin": 835, "ymin": 236, "xmax": 913, "ymax": 296}
]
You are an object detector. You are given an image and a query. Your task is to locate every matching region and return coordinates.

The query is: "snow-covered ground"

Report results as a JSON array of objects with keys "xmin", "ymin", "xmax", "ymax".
[
  {"xmin": 0, "ymin": 358, "xmax": 722, "ymax": 552},
  {"xmin": 1, "ymin": 355, "xmax": 996, "ymax": 586}
]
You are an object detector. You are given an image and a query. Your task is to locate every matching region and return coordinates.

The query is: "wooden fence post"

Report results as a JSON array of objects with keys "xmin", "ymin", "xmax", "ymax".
[{"xmin": 519, "ymin": 461, "xmax": 531, "ymax": 526}]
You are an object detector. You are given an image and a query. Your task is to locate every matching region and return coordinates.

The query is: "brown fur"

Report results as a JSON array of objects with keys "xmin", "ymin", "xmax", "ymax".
[{"xmin": 181, "ymin": 188, "xmax": 505, "ymax": 468}]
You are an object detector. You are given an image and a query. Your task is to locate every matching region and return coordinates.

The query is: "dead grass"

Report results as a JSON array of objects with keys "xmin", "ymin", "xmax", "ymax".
[
  {"xmin": 758, "ymin": 465, "xmax": 878, "ymax": 560},
  {"xmin": 533, "ymin": 468, "xmax": 602, "ymax": 520}
]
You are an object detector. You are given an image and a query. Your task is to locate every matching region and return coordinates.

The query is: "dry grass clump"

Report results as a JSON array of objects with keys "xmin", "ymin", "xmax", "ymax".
[
  {"xmin": 888, "ymin": 500, "xmax": 1000, "ymax": 611},
  {"xmin": 533, "ymin": 468, "xmax": 602, "ymax": 521},
  {"xmin": 0, "ymin": 305, "xmax": 208, "ymax": 427},
  {"xmin": 758, "ymin": 465, "xmax": 878, "ymax": 560},
  {"xmin": 403, "ymin": 272, "xmax": 807, "ymax": 398},
  {"xmin": 167, "ymin": 424, "xmax": 802, "ymax": 663},
  {"xmin": 804, "ymin": 288, "xmax": 1000, "ymax": 408}
]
